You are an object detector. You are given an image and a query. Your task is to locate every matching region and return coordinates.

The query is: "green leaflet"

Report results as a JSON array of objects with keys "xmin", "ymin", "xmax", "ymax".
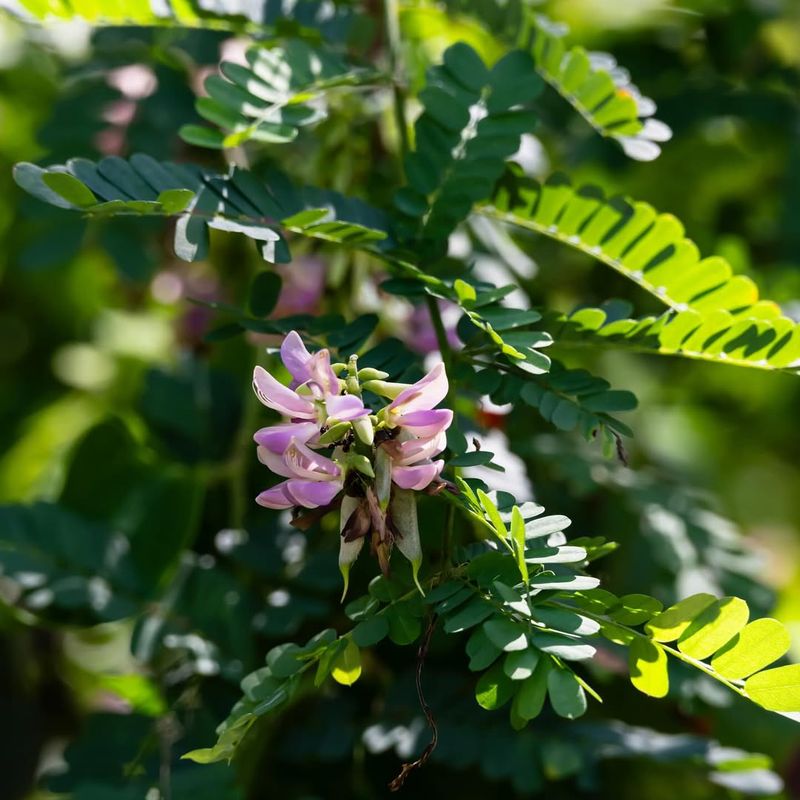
[
  {"xmin": 466, "ymin": 627, "xmax": 503, "ymax": 671},
  {"xmin": 443, "ymin": 597, "xmax": 495, "ymax": 633},
  {"xmin": 504, "ymin": 648, "xmax": 540, "ymax": 680},
  {"xmin": 628, "ymin": 637, "xmax": 669, "ymax": 698},
  {"xmin": 512, "ymin": 658, "xmax": 550, "ymax": 720},
  {"xmin": 249, "ymin": 271, "xmax": 283, "ymax": 317},
  {"xmin": 352, "ymin": 614, "xmax": 390, "ymax": 647},
  {"xmin": 483, "ymin": 617, "xmax": 529, "ymax": 652},
  {"xmin": 393, "ymin": 43, "xmax": 542, "ymax": 252},
  {"xmin": 485, "ymin": 172, "xmax": 800, "ymax": 372},
  {"xmin": 475, "ymin": 661, "xmax": 515, "ymax": 710},
  {"xmin": 547, "ymin": 667, "xmax": 587, "ymax": 719},
  {"xmin": 645, "ymin": 593, "xmax": 718, "ymax": 642},
  {"xmin": 519, "ymin": 12, "xmax": 671, "ymax": 160},
  {"xmin": 331, "ymin": 639, "xmax": 362, "ymax": 686},
  {"xmin": 710, "ymin": 619, "xmax": 791, "ymax": 681},
  {"xmin": 609, "ymin": 594, "xmax": 663, "ymax": 626},
  {"xmin": 13, "ymin": 157, "xmax": 389, "ymax": 265},
  {"xmin": 677, "ymin": 597, "xmax": 750, "ymax": 660},
  {"xmin": 744, "ymin": 665, "xmax": 800, "ymax": 712},
  {"xmin": 181, "ymin": 41, "xmax": 381, "ymax": 149}
]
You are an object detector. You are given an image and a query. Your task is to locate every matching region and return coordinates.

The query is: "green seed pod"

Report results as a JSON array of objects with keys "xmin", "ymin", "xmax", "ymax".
[
  {"xmin": 391, "ymin": 488, "xmax": 424, "ymax": 595},
  {"xmin": 374, "ymin": 447, "xmax": 392, "ymax": 511},
  {"xmin": 339, "ymin": 496, "xmax": 365, "ymax": 602}
]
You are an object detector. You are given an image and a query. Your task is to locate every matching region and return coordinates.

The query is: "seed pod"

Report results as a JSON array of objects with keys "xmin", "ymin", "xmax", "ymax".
[
  {"xmin": 339, "ymin": 496, "xmax": 365, "ymax": 601},
  {"xmin": 391, "ymin": 488, "xmax": 424, "ymax": 595},
  {"xmin": 374, "ymin": 447, "xmax": 392, "ymax": 511}
]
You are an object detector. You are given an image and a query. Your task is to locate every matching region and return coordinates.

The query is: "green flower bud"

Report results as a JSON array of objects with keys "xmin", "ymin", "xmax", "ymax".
[
  {"xmin": 318, "ymin": 421, "xmax": 351, "ymax": 445},
  {"xmin": 353, "ymin": 416, "xmax": 374, "ymax": 446},
  {"xmin": 361, "ymin": 379, "xmax": 409, "ymax": 399},
  {"xmin": 357, "ymin": 367, "xmax": 390, "ymax": 381},
  {"xmin": 344, "ymin": 453, "xmax": 375, "ymax": 478}
]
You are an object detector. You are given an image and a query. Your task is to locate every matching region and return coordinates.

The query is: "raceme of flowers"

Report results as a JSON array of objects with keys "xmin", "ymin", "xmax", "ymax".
[{"xmin": 252, "ymin": 331, "xmax": 453, "ymax": 595}]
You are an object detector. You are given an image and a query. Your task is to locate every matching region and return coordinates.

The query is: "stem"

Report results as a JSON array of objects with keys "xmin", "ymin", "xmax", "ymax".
[
  {"xmin": 388, "ymin": 613, "xmax": 439, "ymax": 791},
  {"xmin": 229, "ymin": 366, "xmax": 261, "ymax": 530},
  {"xmin": 659, "ymin": 641, "xmax": 748, "ymax": 698},
  {"xmin": 441, "ymin": 502, "xmax": 455, "ymax": 576},
  {"xmin": 158, "ymin": 716, "xmax": 174, "ymax": 800},
  {"xmin": 384, "ymin": 0, "xmax": 409, "ymax": 156},
  {"xmin": 426, "ymin": 296, "xmax": 452, "ymax": 362}
]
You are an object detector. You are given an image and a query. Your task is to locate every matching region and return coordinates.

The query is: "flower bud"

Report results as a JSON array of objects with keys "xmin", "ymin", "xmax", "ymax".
[
  {"xmin": 343, "ymin": 452, "xmax": 375, "ymax": 478},
  {"xmin": 353, "ymin": 416, "xmax": 374, "ymax": 446},
  {"xmin": 361, "ymin": 380, "xmax": 409, "ymax": 399},
  {"xmin": 357, "ymin": 367, "xmax": 390, "ymax": 381},
  {"xmin": 318, "ymin": 421, "xmax": 351, "ymax": 445}
]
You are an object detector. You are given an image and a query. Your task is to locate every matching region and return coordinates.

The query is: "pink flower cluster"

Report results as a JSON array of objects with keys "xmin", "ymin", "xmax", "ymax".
[{"xmin": 251, "ymin": 331, "xmax": 453, "ymax": 591}]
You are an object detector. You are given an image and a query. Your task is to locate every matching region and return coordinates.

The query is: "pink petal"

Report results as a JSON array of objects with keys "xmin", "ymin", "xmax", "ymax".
[
  {"xmin": 253, "ymin": 366, "xmax": 315, "ymax": 418},
  {"xmin": 253, "ymin": 421, "xmax": 319, "ymax": 453},
  {"xmin": 388, "ymin": 362, "xmax": 448, "ymax": 416},
  {"xmin": 326, "ymin": 393, "xmax": 368, "ymax": 421},
  {"xmin": 393, "ymin": 431, "xmax": 447, "ymax": 466},
  {"xmin": 285, "ymin": 439, "xmax": 341, "ymax": 478},
  {"xmin": 396, "ymin": 408, "xmax": 453, "ymax": 438},
  {"xmin": 307, "ymin": 348, "xmax": 339, "ymax": 395},
  {"xmin": 280, "ymin": 330, "xmax": 313, "ymax": 385},
  {"xmin": 285, "ymin": 479, "xmax": 342, "ymax": 508},
  {"xmin": 256, "ymin": 482, "xmax": 296, "ymax": 509},
  {"xmin": 392, "ymin": 460, "xmax": 444, "ymax": 490},
  {"xmin": 257, "ymin": 445, "xmax": 295, "ymax": 478}
]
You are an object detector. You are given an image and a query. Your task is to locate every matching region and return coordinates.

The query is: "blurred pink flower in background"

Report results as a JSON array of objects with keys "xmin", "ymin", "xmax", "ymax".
[
  {"xmin": 403, "ymin": 300, "xmax": 461, "ymax": 355},
  {"xmin": 273, "ymin": 256, "xmax": 327, "ymax": 317},
  {"xmin": 96, "ymin": 64, "xmax": 157, "ymax": 155}
]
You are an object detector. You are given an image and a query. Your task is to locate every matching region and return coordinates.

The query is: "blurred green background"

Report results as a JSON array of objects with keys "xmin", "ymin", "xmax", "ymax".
[{"xmin": 0, "ymin": 0, "xmax": 799, "ymax": 798}]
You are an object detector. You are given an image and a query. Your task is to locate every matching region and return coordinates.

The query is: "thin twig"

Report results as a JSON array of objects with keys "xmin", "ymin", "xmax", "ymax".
[{"xmin": 388, "ymin": 614, "xmax": 439, "ymax": 791}]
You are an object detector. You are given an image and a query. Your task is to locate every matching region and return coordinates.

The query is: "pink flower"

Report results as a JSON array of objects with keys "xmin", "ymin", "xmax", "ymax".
[
  {"xmin": 380, "ymin": 430, "xmax": 447, "ymax": 490},
  {"xmin": 280, "ymin": 330, "xmax": 338, "ymax": 394},
  {"xmin": 386, "ymin": 363, "xmax": 453, "ymax": 437},
  {"xmin": 376, "ymin": 362, "xmax": 453, "ymax": 490},
  {"xmin": 256, "ymin": 439, "xmax": 343, "ymax": 509},
  {"xmin": 252, "ymin": 331, "xmax": 457, "ymax": 594},
  {"xmin": 253, "ymin": 366, "xmax": 318, "ymax": 419},
  {"xmin": 252, "ymin": 330, "xmax": 368, "ymax": 453},
  {"xmin": 253, "ymin": 421, "xmax": 319, "ymax": 453},
  {"xmin": 403, "ymin": 300, "xmax": 462, "ymax": 354}
]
